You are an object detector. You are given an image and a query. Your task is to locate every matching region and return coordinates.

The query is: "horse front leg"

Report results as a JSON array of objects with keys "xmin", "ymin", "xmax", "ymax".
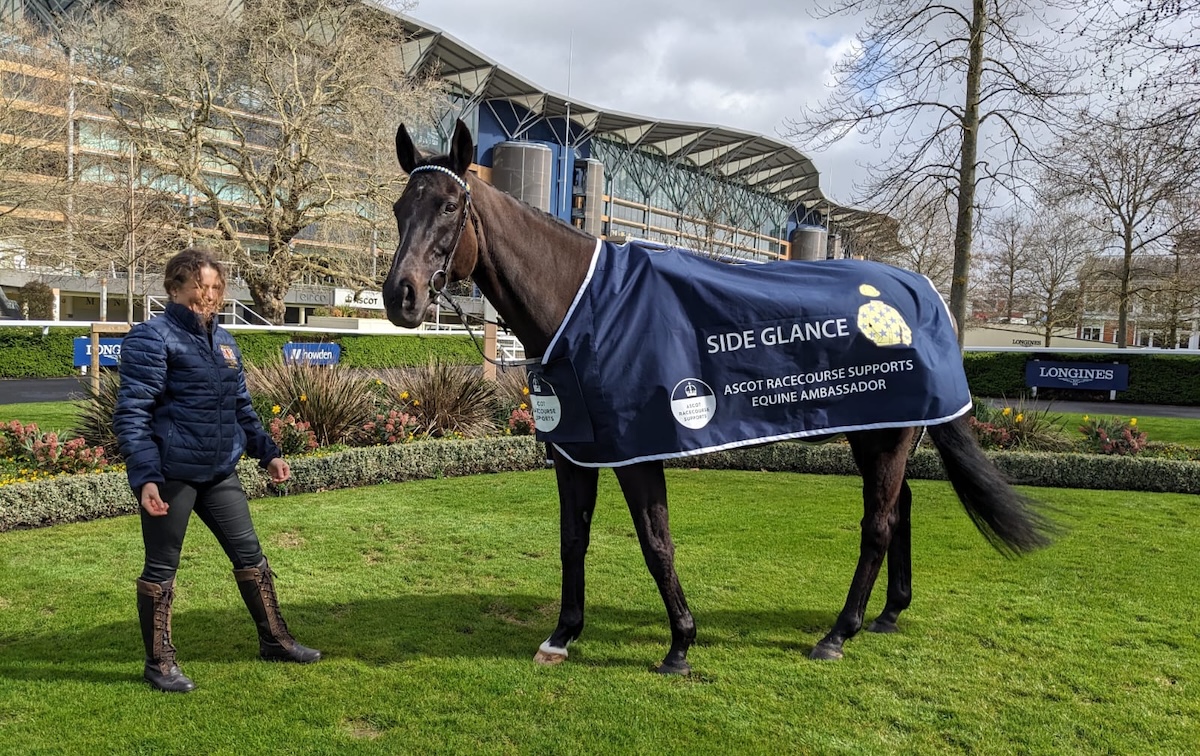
[
  {"xmin": 868, "ymin": 478, "xmax": 912, "ymax": 634},
  {"xmin": 534, "ymin": 447, "xmax": 599, "ymax": 665},
  {"xmin": 811, "ymin": 430, "xmax": 905, "ymax": 661},
  {"xmin": 615, "ymin": 462, "xmax": 695, "ymax": 675}
]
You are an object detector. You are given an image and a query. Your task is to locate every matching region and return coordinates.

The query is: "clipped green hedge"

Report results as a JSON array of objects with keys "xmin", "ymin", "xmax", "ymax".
[
  {"xmin": 230, "ymin": 331, "xmax": 477, "ymax": 368},
  {"xmin": 963, "ymin": 351, "xmax": 1200, "ymax": 405},
  {"xmin": 0, "ymin": 327, "xmax": 87, "ymax": 378},
  {"xmin": 333, "ymin": 333, "xmax": 476, "ymax": 368},
  {"xmin": 0, "ymin": 328, "xmax": 480, "ymax": 377},
  {"xmin": 0, "ymin": 436, "xmax": 545, "ymax": 532},
  {"xmin": 672, "ymin": 442, "xmax": 1200, "ymax": 494},
  {"xmin": 6, "ymin": 436, "xmax": 1200, "ymax": 532},
  {"xmin": 231, "ymin": 331, "xmax": 294, "ymax": 366}
]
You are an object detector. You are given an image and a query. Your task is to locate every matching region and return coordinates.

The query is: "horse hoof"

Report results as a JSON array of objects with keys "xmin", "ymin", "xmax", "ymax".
[
  {"xmin": 868, "ymin": 619, "xmax": 900, "ymax": 634},
  {"xmin": 653, "ymin": 660, "xmax": 691, "ymax": 676},
  {"xmin": 534, "ymin": 649, "xmax": 567, "ymax": 666},
  {"xmin": 809, "ymin": 644, "xmax": 844, "ymax": 661}
]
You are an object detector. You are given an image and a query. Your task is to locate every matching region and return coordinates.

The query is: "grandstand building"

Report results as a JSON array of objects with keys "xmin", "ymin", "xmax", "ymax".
[{"xmin": 0, "ymin": 0, "xmax": 899, "ymax": 327}]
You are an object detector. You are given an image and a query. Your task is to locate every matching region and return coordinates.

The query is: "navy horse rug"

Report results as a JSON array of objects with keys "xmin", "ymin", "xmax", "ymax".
[{"xmin": 528, "ymin": 240, "xmax": 972, "ymax": 467}]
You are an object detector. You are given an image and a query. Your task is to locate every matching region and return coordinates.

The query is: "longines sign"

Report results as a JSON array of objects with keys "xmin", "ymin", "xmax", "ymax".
[{"xmin": 1025, "ymin": 360, "xmax": 1129, "ymax": 391}]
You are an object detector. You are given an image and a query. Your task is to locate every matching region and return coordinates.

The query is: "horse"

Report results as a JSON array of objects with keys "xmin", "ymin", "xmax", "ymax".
[{"xmin": 382, "ymin": 119, "xmax": 1053, "ymax": 674}]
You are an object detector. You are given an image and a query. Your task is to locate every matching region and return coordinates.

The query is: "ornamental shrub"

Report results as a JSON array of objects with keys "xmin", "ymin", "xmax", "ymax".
[
  {"xmin": 1, "ymin": 420, "xmax": 109, "ymax": 475},
  {"xmin": 73, "ymin": 371, "xmax": 122, "ymax": 458},
  {"xmin": 507, "ymin": 407, "xmax": 535, "ymax": 436},
  {"xmin": 969, "ymin": 398, "xmax": 1071, "ymax": 451},
  {"xmin": 1078, "ymin": 415, "xmax": 1148, "ymax": 456},
  {"xmin": 362, "ymin": 409, "xmax": 417, "ymax": 445},
  {"xmin": 18, "ymin": 280, "xmax": 54, "ymax": 319},
  {"xmin": 246, "ymin": 361, "xmax": 377, "ymax": 447},
  {"xmin": 268, "ymin": 414, "xmax": 320, "ymax": 455}
]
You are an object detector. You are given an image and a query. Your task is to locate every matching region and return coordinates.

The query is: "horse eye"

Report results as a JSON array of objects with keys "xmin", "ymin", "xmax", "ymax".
[{"xmin": 443, "ymin": 201, "xmax": 458, "ymax": 214}]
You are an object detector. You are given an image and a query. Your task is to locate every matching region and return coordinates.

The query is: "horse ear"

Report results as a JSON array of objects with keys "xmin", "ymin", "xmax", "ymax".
[
  {"xmin": 395, "ymin": 124, "xmax": 421, "ymax": 175},
  {"xmin": 448, "ymin": 119, "xmax": 475, "ymax": 177}
]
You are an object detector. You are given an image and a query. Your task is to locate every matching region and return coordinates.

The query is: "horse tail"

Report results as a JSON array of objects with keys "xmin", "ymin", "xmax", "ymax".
[{"xmin": 927, "ymin": 416, "xmax": 1056, "ymax": 555}]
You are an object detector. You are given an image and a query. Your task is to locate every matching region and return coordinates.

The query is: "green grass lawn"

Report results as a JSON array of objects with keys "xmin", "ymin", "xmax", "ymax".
[
  {"xmin": 0, "ymin": 401, "xmax": 81, "ymax": 434},
  {"xmin": 0, "ymin": 470, "xmax": 1196, "ymax": 753},
  {"xmin": 1054, "ymin": 411, "xmax": 1200, "ymax": 447}
]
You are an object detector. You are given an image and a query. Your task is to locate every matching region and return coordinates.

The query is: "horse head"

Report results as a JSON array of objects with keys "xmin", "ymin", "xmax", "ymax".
[{"xmin": 383, "ymin": 119, "xmax": 479, "ymax": 328}]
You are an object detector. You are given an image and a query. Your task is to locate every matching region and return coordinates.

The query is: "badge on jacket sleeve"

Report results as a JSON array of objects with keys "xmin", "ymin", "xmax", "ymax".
[{"xmin": 219, "ymin": 344, "xmax": 239, "ymax": 368}]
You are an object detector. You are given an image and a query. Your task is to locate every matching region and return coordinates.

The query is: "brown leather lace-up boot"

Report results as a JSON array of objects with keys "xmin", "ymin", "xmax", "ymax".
[
  {"xmin": 234, "ymin": 557, "xmax": 321, "ymax": 663},
  {"xmin": 136, "ymin": 578, "xmax": 196, "ymax": 693}
]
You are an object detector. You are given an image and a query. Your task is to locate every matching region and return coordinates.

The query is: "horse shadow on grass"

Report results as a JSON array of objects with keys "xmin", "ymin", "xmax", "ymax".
[{"xmin": 0, "ymin": 592, "xmax": 839, "ymax": 684}]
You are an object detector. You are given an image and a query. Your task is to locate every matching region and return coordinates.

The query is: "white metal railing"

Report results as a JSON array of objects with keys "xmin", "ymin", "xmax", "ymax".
[{"xmin": 146, "ymin": 295, "xmax": 273, "ymax": 326}]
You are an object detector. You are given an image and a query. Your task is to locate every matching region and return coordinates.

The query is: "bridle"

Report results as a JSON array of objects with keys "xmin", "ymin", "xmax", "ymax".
[
  {"xmin": 407, "ymin": 164, "xmax": 474, "ymax": 298},
  {"xmin": 405, "ymin": 164, "xmax": 539, "ymax": 368}
]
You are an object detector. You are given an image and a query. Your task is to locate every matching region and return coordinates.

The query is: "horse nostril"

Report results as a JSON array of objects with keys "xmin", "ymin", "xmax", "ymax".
[{"xmin": 401, "ymin": 281, "xmax": 416, "ymax": 312}]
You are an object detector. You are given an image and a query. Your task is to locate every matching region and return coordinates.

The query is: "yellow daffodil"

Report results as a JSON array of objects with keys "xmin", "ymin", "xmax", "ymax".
[
  {"xmin": 300, "ymin": 394, "xmax": 307, "ymax": 402},
  {"xmin": 413, "ymin": 399, "xmax": 420, "ymax": 406},
  {"xmin": 1083, "ymin": 415, "xmax": 1089, "ymax": 422},
  {"xmin": 522, "ymin": 386, "xmax": 530, "ymax": 395},
  {"xmin": 1130, "ymin": 418, "xmax": 1138, "ymax": 426},
  {"xmin": 1002, "ymin": 407, "xmax": 1012, "ymax": 416},
  {"xmin": 271, "ymin": 404, "xmax": 281, "ymax": 415},
  {"xmin": 519, "ymin": 402, "xmax": 528, "ymax": 410},
  {"xmin": 1015, "ymin": 413, "xmax": 1024, "ymax": 423},
  {"xmin": 400, "ymin": 391, "xmax": 410, "ymax": 400}
]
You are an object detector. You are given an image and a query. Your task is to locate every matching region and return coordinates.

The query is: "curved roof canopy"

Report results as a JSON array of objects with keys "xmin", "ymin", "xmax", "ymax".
[{"xmin": 380, "ymin": 7, "xmax": 893, "ymax": 240}]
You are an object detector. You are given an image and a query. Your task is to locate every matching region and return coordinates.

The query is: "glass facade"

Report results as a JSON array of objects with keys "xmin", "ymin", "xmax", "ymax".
[{"xmin": 592, "ymin": 138, "xmax": 790, "ymax": 261}]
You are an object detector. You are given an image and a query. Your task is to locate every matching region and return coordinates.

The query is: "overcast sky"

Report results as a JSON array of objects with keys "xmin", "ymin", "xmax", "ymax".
[{"xmin": 407, "ymin": 0, "xmax": 878, "ymax": 205}]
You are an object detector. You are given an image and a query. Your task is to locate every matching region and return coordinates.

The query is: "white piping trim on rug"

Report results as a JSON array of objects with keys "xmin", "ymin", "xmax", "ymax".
[
  {"xmin": 550, "ymin": 399, "xmax": 973, "ymax": 469},
  {"xmin": 542, "ymin": 237, "xmax": 603, "ymax": 366}
]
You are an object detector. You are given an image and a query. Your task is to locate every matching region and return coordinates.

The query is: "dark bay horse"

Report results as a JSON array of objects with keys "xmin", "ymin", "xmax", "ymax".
[{"xmin": 382, "ymin": 119, "xmax": 1053, "ymax": 674}]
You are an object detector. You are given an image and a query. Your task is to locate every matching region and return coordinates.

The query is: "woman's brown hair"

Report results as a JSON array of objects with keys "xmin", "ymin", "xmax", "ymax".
[{"xmin": 163, "ymin": 247, "xmax": 227, "ymax": 298}]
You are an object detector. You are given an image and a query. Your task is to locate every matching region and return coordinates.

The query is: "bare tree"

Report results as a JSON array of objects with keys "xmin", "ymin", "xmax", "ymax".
[
  {"xmin": 1028, "ymin": 208, "xmax": 1092, "ymax": 345},
  {"xmin": 871, "ymin": 182, "xmax": 955, "ymax": 297},
  {"xmin": 61, "ymin": 0, "xmax": 443, "ymax": 323},
  {"xmin": 65, "ymin": 149, "xmax": 186, "ymax": 321},
  {"xmin": 0, "ymin": 18, "xmax": 72, "ymax": 264},
  {"xmin": 979, "ymin": 210, "xmax": 1036, "ymax": 322},
  {"xmin": 1089, "ymin": 0, "xmax": 1200, "ymax": 129},
  {"xmin": 787, "ymin": 0, "xmax": 1079, "ymax": 342},
  {"xmin": 1042, "ymin": 107, "xmax": 1200, "ymax": 346},
  {"xmin": 1134, "ymin": 194, "xmax": 1200, "ymax": 347}
]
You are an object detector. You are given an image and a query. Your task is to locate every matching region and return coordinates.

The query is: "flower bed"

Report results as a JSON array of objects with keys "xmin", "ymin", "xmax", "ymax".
[{"xmin": 6, "ymin": 436, "xmax": 1200, "ymax": 533}]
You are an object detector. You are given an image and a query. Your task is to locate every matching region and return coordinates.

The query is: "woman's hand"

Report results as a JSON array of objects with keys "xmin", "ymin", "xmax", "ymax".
[
  {"xmin": 140, "ymin": 482, "xmax": 169, "ymax": 516},
  {"xmin": 267, "ymin": 457, "xmax": 291, "ymax": 483}
]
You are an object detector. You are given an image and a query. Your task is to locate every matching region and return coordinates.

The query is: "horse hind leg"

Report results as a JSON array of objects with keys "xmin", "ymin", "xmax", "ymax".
[
  {"xmin": 615, "ymin": 462, "xmax": 696, "ymax": 675},
  {"xmin": 868, "ymin": 477, "xmax": 912, "ymax": 634},
  {"xmin": 535, "ymin": 450, "xmax": 599, "ymax": 666},
  {"xmin": 811, "ymin": 429, "xmax": 908, "ymax": 661}
]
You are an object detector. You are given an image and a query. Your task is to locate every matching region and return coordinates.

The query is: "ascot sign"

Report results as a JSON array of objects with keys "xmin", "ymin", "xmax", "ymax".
[{"xmin": 1025, "ymin": 360, "xmax": 1129, "ymax": 391}]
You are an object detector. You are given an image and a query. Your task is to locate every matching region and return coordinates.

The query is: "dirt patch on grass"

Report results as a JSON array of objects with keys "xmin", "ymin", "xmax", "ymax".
[
  {"xmin": 342, "ymin": 716, "xmax": 387, "ymax": 740},
  {"xmin": 271, "ymin": 531, "xmax": 306, "ymax": 549}
]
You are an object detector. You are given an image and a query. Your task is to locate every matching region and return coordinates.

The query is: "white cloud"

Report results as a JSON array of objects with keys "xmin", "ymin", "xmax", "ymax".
[{"xmin": 408, "ymin": 0, "xmax": 877, "ymax": 202}]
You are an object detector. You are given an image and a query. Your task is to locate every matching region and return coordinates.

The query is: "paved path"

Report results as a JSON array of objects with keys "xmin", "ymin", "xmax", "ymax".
[{"xmin": 0, "ymin": 378, "xmax": 86, "ymax": 404}]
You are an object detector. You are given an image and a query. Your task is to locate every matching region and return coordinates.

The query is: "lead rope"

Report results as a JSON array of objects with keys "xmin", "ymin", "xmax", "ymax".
[{"xmin": 408, "ymin": 165, "xmax": 541, "ymax": 370}]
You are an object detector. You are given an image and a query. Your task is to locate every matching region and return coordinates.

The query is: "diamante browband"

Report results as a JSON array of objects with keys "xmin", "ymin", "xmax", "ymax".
[{"xmin": 408, "ymin": 164, "xmax": 470, "ymax": 194}]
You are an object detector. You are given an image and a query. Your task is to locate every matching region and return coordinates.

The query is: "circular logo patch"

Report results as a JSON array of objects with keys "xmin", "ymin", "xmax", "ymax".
[
  {"xmin": 670, "ymin": 379, "xmax": 716, "ymax": 429},
  {"xmin": 529, "ymin": 373, "xmax": 561, "ymax": 432}
]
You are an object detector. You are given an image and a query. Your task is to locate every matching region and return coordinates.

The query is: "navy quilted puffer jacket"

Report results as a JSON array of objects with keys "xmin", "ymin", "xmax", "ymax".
[{"xmin": 114, "ymin": 302, "xmax": 281, "ymax": 492}]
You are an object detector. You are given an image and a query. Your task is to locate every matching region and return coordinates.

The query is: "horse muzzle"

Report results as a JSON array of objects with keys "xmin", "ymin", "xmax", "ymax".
[{"xmin": 383, "ymin": 276, "xmax": 427, "ymax": 328}]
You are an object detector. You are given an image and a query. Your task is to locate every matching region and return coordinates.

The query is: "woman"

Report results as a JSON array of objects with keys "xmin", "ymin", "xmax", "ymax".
[{"xmin": 114, "ymin": 247, "xmax": 320, "ymax": 693}]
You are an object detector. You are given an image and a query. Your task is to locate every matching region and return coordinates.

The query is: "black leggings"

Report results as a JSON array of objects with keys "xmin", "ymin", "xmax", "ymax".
[{"xmin": 139, "ymin": 473, "xmax": 264, "ymax": 583}]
